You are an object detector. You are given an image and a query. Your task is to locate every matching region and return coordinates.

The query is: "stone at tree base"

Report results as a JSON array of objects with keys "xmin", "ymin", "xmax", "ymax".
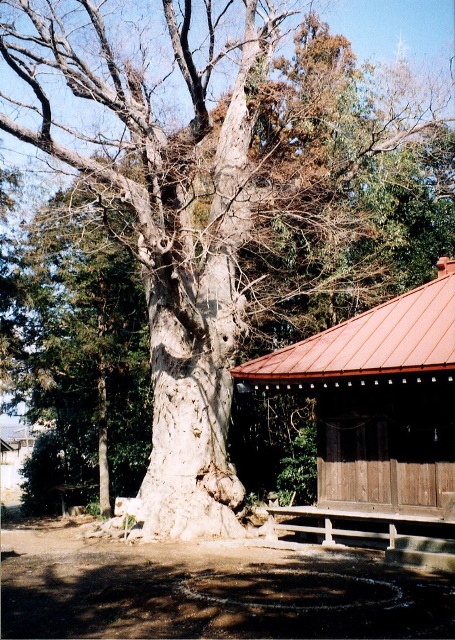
[
  {"xmin": 101, "ymin": 516, "xmax": 125, "ymax": 530},
  {"xmin": 67, "ymin": 506, "xmax": 86, "ymax": 516},
  {"xmin": 127, "ymin": 528, "xmax": 144, "ymax": 541},
  {"xmin": 247, "ymin": 517, "xmax": 277, "ymax": 540},
  {"xmin": 114, "ymin": 497, "xmax": 142, "ymax": 517},
  {"xmin": 246, "ymin": 506, "xmax": 270, "ymax": 527}
]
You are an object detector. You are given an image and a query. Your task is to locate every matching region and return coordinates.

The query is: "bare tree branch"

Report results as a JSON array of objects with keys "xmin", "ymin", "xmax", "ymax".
[
  {"xmin": 371, "ymin": 118, "xmax": 454, "ymax": 153},
  {"xmin": 77, "ymin": 0, "xmax": 125, "ymax": 99},
  {"xmin": 162, "ymin": 0, "xmax": 211, "ymax": 139},
  {"xmin": 0, "ymin": 37, "xmax": 52, "ymax": 145}
]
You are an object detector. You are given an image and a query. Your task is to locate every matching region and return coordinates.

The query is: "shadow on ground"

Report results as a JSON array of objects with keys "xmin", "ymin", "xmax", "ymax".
[{"xmin": 2, "ymin": 542, "xmax": 454, "ymax": 639}]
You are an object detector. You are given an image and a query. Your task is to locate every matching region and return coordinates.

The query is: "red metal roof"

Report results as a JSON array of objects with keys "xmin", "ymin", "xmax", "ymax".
[{"xmin": 231, "ymin": 266, "xmax": 455, "ymax": 382}]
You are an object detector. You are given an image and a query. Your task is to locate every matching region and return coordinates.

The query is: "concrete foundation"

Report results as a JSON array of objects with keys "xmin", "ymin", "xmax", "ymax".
[{"xmin": 386, "ymin": 535, "xmax": 455, "ymax": 573}]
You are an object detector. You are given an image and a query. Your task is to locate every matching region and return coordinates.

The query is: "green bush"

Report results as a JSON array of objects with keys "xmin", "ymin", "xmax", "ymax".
[
  {"xmin": 20, "ymin": 419, "xmax": 151, "ymax": 516},
  {"xmin": 85, "ymin": 501, "xmax": 101, "ymax": 517},
  {"xmin": 276, "ymin": 409, "xmax": 317, "ymax": 506},
  {"xmin": 20, "ymin": 430, "xmax": 69, "ymax": 515}
]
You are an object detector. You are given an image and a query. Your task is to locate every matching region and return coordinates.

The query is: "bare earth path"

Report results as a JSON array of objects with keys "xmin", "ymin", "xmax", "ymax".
[{"xmin": 1, "ymin": 514, "xmax": 454, "ymax": 639}]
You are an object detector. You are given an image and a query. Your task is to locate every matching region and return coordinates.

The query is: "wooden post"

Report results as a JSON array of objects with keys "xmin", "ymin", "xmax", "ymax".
[
  {"xmin": 388, "ymin": 523, "xmax": 397, "ymax": 549},
  {"xmin": 323, "ymin": 517, "xmax": 333, "ymax": 545},
  {"xmin": 390, "ymin": 458, "xmax": 399, "ymax": 510}
]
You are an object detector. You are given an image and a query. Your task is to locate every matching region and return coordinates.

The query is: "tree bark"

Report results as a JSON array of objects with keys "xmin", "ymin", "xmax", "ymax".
[
  {"xmin": 98, "ymin": 361, "xmax": 111, "ymax": 519},
  {"xmin": 138, "ymin": 308, "xmax": 245, "ymax": 539}
]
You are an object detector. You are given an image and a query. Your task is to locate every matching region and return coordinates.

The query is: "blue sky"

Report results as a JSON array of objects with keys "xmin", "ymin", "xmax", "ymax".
[
  {"xmin": 320, "ymin": 0, "xmax": 454, "ymax": 65},
  {"xmin": 1, "ymin": 1, "xmax": 453, "ymax": 165}
]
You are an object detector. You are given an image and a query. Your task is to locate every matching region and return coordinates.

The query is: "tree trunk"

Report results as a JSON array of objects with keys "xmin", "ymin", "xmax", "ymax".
[
  {"xmin": 138, "ymin": 300, "xmax": 246, "ymax": 540},
  {"xmin": 96, "ymin": 275, "xmax": 112, "ymax": 524},
  {"xmin": 98, "ymin": 360, "xmax": 112, "ymax": 519},
  {"xmin": 97, "ymin": 284, "xmax": 111, "ymax": 519}
]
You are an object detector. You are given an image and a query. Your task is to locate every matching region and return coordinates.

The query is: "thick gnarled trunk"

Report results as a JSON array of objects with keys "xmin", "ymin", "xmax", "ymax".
[
  {"xmin": 136, "ymin": 1, "xmax": 276, "ymax": 540},
  {"xmin": 138, "ymin": 306, "xmax": 245, "ymax": 540}
]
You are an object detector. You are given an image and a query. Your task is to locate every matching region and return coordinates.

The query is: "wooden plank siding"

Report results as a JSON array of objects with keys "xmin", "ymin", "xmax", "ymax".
[
  {"xmin": 321, "ymin": 421, "xmax": 393, "ymax": 508},
  {"xmin": 377, "ymin": 421, "xmax": 392, "ymax": 504},
  {"xmin": 437, "ymin": 462, "xmax": 455, "ymax": 506},
  {"xmin": 356, "ymin": 423, "xmax": 368, "ymax": 502},
  {"xmin": 397, "ymin": 462, "xmax": 437, "ymax": 507},
  {"xmin": 324, "ymin": 423, "xmax": 341, "ymax": 501},
  {"xmin": 318, "ymin": 419, "xmax": 454, "ymax": 514}
]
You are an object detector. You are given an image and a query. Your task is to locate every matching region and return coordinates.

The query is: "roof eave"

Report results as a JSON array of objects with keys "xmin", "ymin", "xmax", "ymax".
[{"xmin": 231, "ymin": 362, "xmax": 455, "ymax": 383}]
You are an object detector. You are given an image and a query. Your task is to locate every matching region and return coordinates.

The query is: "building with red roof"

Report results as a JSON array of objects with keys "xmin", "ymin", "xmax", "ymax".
[{"xmin": 231, "ymin": 258, "xmax": 455, "ymax": 532}]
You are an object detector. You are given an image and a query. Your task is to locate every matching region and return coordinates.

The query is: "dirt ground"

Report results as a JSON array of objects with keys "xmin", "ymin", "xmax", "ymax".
[{"xmin": 1, "ymin": 507, "xmax": 454, "ymax": 639}]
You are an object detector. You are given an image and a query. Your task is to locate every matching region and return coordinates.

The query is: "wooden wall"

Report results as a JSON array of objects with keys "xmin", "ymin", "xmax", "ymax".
[{"xmin": 316, "ymin": 377, "xmax": 454, "ymax": 515}]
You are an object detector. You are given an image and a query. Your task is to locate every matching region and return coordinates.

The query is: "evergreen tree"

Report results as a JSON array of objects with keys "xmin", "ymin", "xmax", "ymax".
[
  {"xmin": 12, "ymin": 187, "xmax": 152, "ymax": 516},
  {"xmin": 0, "ymin": 160, "xmax": 23, "ymax": 391}
]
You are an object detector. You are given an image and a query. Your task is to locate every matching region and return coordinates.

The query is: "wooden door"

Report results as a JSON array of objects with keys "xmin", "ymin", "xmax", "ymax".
[
  {"xmin": 321, "ymin": 420, "xmax": 392, "ymax": 507},
  {"xmin": 394, "ymin": 424, "xmax": 454, "ymax": 509}
]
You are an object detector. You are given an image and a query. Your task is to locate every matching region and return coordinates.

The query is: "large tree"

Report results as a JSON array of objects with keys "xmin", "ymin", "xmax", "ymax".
[
  {"xmin": 0, "ymin": 1, "xmax": 452, "ymax": 539},
  {"xmin": 0, "ymin": 0, "xmax": 292, "ymax": 539}
]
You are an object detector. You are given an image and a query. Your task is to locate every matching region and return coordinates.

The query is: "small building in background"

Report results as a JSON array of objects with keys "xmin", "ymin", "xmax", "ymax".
[{"xmin": 1, "ymin": 423, "xmax": 37, "ymax": 494}]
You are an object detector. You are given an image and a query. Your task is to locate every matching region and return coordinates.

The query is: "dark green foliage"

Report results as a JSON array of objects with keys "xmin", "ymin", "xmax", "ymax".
[
  {"xmin": 351, "ymin": 132, "xmax": 455, "ymax": 294},
  {"xmin": 230, "ymin": 391, "xmax": 287, "ymax": 501},
  {"xmin": 277, "ymin": 419, "xmax": 317, "ymax": 506},
  {"xmin": 230, "ymin": 392, "xmax": 317, "ymax": 505},
  {"xmin": 20, "ymin": 429, "xmax": 91, "ymax": 516},
  {"xmin": 0, "ymin": 163, "xmax": 25, "ymax": 383},
  {"xmin": 6, "ymin": 184, "xmax": 153, "ymax": 515},
  {"xmin": 20, "ymin": 430, "xmax": 66, "ymax": 515},
  {"xmin": 0, "ymin": 165, "xmax": 21, "ymax": 215},
  {"xmin": 104, "ymin": 371, "xmax": 152, "ymax": 498}
]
